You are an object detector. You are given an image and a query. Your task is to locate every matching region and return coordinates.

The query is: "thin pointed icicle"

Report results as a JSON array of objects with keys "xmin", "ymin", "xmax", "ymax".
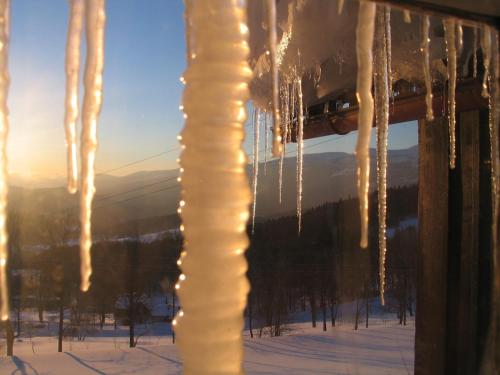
[
  {"xmin": 443, "ymin": 19, "xmax": 457, "ymax": 170},
  {"xmin": 403, "ymin": 9, "xmax": 411, "ymax": 24},
  {"xmin": 80, "ymin": 0, "xmax": 106, "ymax": 292},
  {"xmin": 0, "ymin": 0, "xmax": 10, "ymax": 322},
  {"xmin": 473, "ymin": 27, "xmax": 478, "ymax": 78},
  {"xmin": 488, "ymin": 27, "xmax": 499, "ymax": 286},
  {"xmin": 355, "ymin": 1, "xmax": 376, "ymax": 249},
  {"xmin": 384, "ymin": 7, "xmax": 392, "ymax": 99},
  {"xmin": 267, "ymin": 0, "xmax": 282, "ymax": 157},
  {"xmin": 279, "ymin": 82, "xmax": 290, "ymax": 204},
  {"xmin": 456, "ymin": 21, "xmax": 463, "ymax": 57},
  {"xmin": 252, "ymin": 108, "xmax": 260, "ymax": 234},
  {"xmin": 338, "ymin": 0, "xmax": 344, "ymax": 15},
  {"xmin": 374, "ymin": 6, "xmax": 390, "ymax": 306},
  {"xmin": 264, "ymin": 112, "xmax": 269, "ymax": 175},
  {"xmin": 64, "ymin": 0, "xmax": 84, "ymax": 194},
  {"xmin": 480, "ymin": 24, "xmax": 491, "ymax": 98},
  {"xmin": 296, "ymin": 76, "xmax": 304, "ymax": 234},
  {"xmin": 421, "ymin": 15, "xmax": 434, "ymax": 122}
]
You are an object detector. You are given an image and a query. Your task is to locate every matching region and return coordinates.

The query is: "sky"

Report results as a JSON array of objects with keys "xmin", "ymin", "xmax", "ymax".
[{"xmin": 7, "ymin": 0, "xmax": 417, "ymax": 180}]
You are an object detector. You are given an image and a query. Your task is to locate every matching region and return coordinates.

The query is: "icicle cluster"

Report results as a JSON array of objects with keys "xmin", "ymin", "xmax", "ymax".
[
  {"xmin": 443, "ymin": 19, "xmax": 457, "ymax": 170},
  {"xmin": 64, "ymin": 0, "xmax": 84, "ymax": 194},
  {"xmin": 174, "ymin": 1, "xmax": 252, "ymax": 373},
  {"xmin": 355, "ymin": 1, "xmax": 376, "ymax": 249},
  {"xmin": 373, "ymin": 5, "xmax": 390, "ymax": 306},
  {"xmin": 79, "ymin": 0, "xmax": 106, "ymax": 292},
  {"xmin": 0, "ymin": 0, "xmax": 10, "ymax": 322},
  {"xmin": 252, "ymin": 108, "xmax": 260, "ymax": 234},
  {"xmin": 267, "ymin": 0, "xmax": 282, "ymax": 157},
  {"xmin": 296, "ymin": 76, "xmax": 304, "ymax": 233},
  {"xmin": 421, "ymin": 15, "xmax": 434, "ymax": 122}
]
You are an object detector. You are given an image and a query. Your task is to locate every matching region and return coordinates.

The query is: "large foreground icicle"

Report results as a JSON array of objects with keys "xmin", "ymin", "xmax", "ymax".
[
  {"xmin": 421, "ymin": 15, "xmax": 434, "ymax": 122},
  {"xmin": 64, "ymin": 0, "xmax": 84, "ymax": 194},
  {"xmin": 443, "ymin": 19, "xmax": 457, "ymax": 170},
  {"xmin": 374, "ymin": 6, "xmax": 389, "ymax": 306},
  {"xmin": 79, "ymin": 0, "xmax": 106, "ymax": 292},
  {"xmin": 174, "ymin": 1, "xmax": 252, "ymax": 373},
  {"xmin": 0, "ymin": 0, "xmax": 10, "ymax": 322},
  {"xmin": 252, "ymin": 108, "xmax": 260, "ymax": 234},
  {"xmin": 355, "ymin": 1, "xmax": 376, "ymax": 248},
  {"xmin": 296, "ymin": 76, "xmax": 304, "ymax": 233},
  {"xmin": 267, "ymin": 0, "xmax": 282, "ymax": 157}
]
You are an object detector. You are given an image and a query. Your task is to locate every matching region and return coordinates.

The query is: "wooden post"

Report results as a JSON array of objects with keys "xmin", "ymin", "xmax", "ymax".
[{"xmin": 415, "ymin": 116, "xmax": 449, "ymax": 375}]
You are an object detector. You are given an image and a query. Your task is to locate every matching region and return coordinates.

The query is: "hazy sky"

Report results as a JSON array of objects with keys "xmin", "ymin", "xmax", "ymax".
[{"xmin": 8, "ymin": 0, "xmax": 417, "ymax": 179}]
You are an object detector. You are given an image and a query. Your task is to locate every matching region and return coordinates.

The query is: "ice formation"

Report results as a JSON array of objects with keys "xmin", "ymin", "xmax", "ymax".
[
  {"xmin": 421, "ymin": 15, "xmax": 434, "ymax": 121},
  {"xmin": 278, "ymin": 81, "xmax": 290, "ymax": 204},
  {"xmin": 0, "ymin": 0, "xmax": 9, "ymax": 322},
  {"xmin": 64, "ymin": 0, "xmax": 84, "ymax": 194},
  {"xmin": 374, "ymin": 5, "xmax": 390, "ymax": 306},
  {"xmin": 264, "ymin": 111, "xmax": 269, "ymax": 175},
  {"xmin": 80, "ymin": 0, "xmax": 106, "ymax": 292},
  {"xmin": 296, "ymin": 76, "xmax": 304, "ymax": 233},
  {"xmin": 355, "ymin": 1, "xmax": 376, "ymax": 248},
  {"xmin": 443, "ymin": 19, "xmax": 456, "ymax": 170},
  {"xmin": 252, "ymin": 108, "xmax": 260, "ymax": 234},
  {"xmin": 480, "ymin": 24, "xmax": 491, "ymax": 98},
  {"xmin": 174, "ymin": 1, "xmax": 252, "ymax": 373},
  {"xmin": 267, "ymin": 0, "xmax": 282, "ymax": 157}
]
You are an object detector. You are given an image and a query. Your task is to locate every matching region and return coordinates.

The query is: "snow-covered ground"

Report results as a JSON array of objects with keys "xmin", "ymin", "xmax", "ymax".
[{"xmin": 0, "ymin": 316, "xmax": 414, "ymax": 374}]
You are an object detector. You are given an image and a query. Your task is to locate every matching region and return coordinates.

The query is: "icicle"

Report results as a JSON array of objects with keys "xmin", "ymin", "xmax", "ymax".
[
  {"xmin": 64, "ymin": 0, "xmax": 84, "ymax": 194},
  {"xmin": 456, "ymin": 21, "xmax": 463, "ymax": 58},
  {"xmin": 266, "ymin": 0, "xmax": 282, "ymax": 157},
  {"xmin": 79, "ymin": 0, "xmax": 106, "ymax": 292},
  {"xmin": 279, "ymin": 81, "xmax": 290, "ymax": 204},
  {"xmin": 355, "ymin": 1, "xmax": 376, "ymax": 249},
  {"xmin": 338, "ymin": 0, "xmax": 344, "ymax": 15},
  {"xmin": 480, "ymin": 24, "xmax": 491, "ymax": 98},
  {"xmin": 374, "ymin": 6, "xmax": 390, "ymax": 306},
  {"xmin": 384, "ymin": 7, "xmax": 392, "ymax": 99},
  {"xmin": 403, "ymin": 9, "xmax": 411, "ymax": 24},
  {"xmin": 473, "ymin": 27, "xmax": 478, "ymax": 78},
  {"xmin": 0, "ymin": 0, "xmax": 10, "ymax": 322},
  {"xmin": 421, "ymin": 15, "xmax": 434, "ymax": 122},
  {"xmin": 264, "ymin": 111, "xmax": 269, "ymax": 175},
  {"xmin": 174, "ymin": 1, "xmax": 252, "ymax": 372},
  {"xmin": 443, "ymin": 19, "xmax": 457, "ymax": 170},
  {"xmin": 296, "ymin": 76, "xmax": 304, "ymax": 234},
  {"xmin": 488, "ymin": 27, "xmax": 499, "ymax": 288},
  {"xmin": 252, "ymin": 108, "xmax": 260, "ymax": 234}
]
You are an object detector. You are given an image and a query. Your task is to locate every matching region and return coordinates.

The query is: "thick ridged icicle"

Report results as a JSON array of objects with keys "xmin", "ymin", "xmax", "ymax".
[
  {"xmin": 279, "ymin": 81, "xmax": 290, "ymax": 204},
  {"xmin": 421, "ymin": 15, "xmax": 434, "ymax": 121},
  {"xmin": 480, "ymin": 24, "xmax": 491, "ymax": 98},
  {"xmin": 296, "ymin": 76, "xmax": 304, "ymax": 234},
  {"xmin": 0, "ymin": 0, "xmax": 10, "ymax": 322},
  {"xmin": 264, "ymin": 111, "xmax": 269, "ymax": 175},
  {"xmin": 443, "ymin": 19, "xmax": 457, "ymax": 170},
  {"xmin": 374, "ymin": 6, "xmax": 389, "ymax": 306},
  {"xmin": 174, "ymin": 1, "xmax": 252, "ymax": 372},
  {"xmin": 384, "ymin": 7, "xmax": 392, "ymax": 101},
  {"xmin": 80, "ymin": 0, "xmax": 106, "ymax": 292},
  {"xmin": 64, "ymin": 0, "xmax": 84, "ymax": 194},
  {"xmin": 252, "ymin": 108, "xmax": 260, "ymax": 234},
  {"xmin": 355, "ymin": 2, "xmax": 376, "ymax": 248},
  {"xmin": 267, "ymin": 0, "xmax": 282, "ymax": 157}
]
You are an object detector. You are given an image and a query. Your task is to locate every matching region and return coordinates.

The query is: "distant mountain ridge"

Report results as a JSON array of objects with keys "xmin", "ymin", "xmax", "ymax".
[{"xmin": 9, "ymin": 146, "xmax": 417, "ymax": 240}]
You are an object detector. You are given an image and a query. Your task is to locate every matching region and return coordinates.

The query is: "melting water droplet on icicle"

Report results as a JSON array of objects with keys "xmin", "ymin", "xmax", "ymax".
[{"xmin": 355, "ymin": 2, "xmax": 376, "ymax": 249}]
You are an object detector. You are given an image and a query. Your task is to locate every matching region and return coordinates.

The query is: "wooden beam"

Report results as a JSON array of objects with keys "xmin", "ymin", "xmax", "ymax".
[
  {"xmin": 301, "ymin": 79, "xmax": 487, "ymax": 141},
  {"xmin": 415, "ymin": 116, "xmax": 449, "ymax": 375}
]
